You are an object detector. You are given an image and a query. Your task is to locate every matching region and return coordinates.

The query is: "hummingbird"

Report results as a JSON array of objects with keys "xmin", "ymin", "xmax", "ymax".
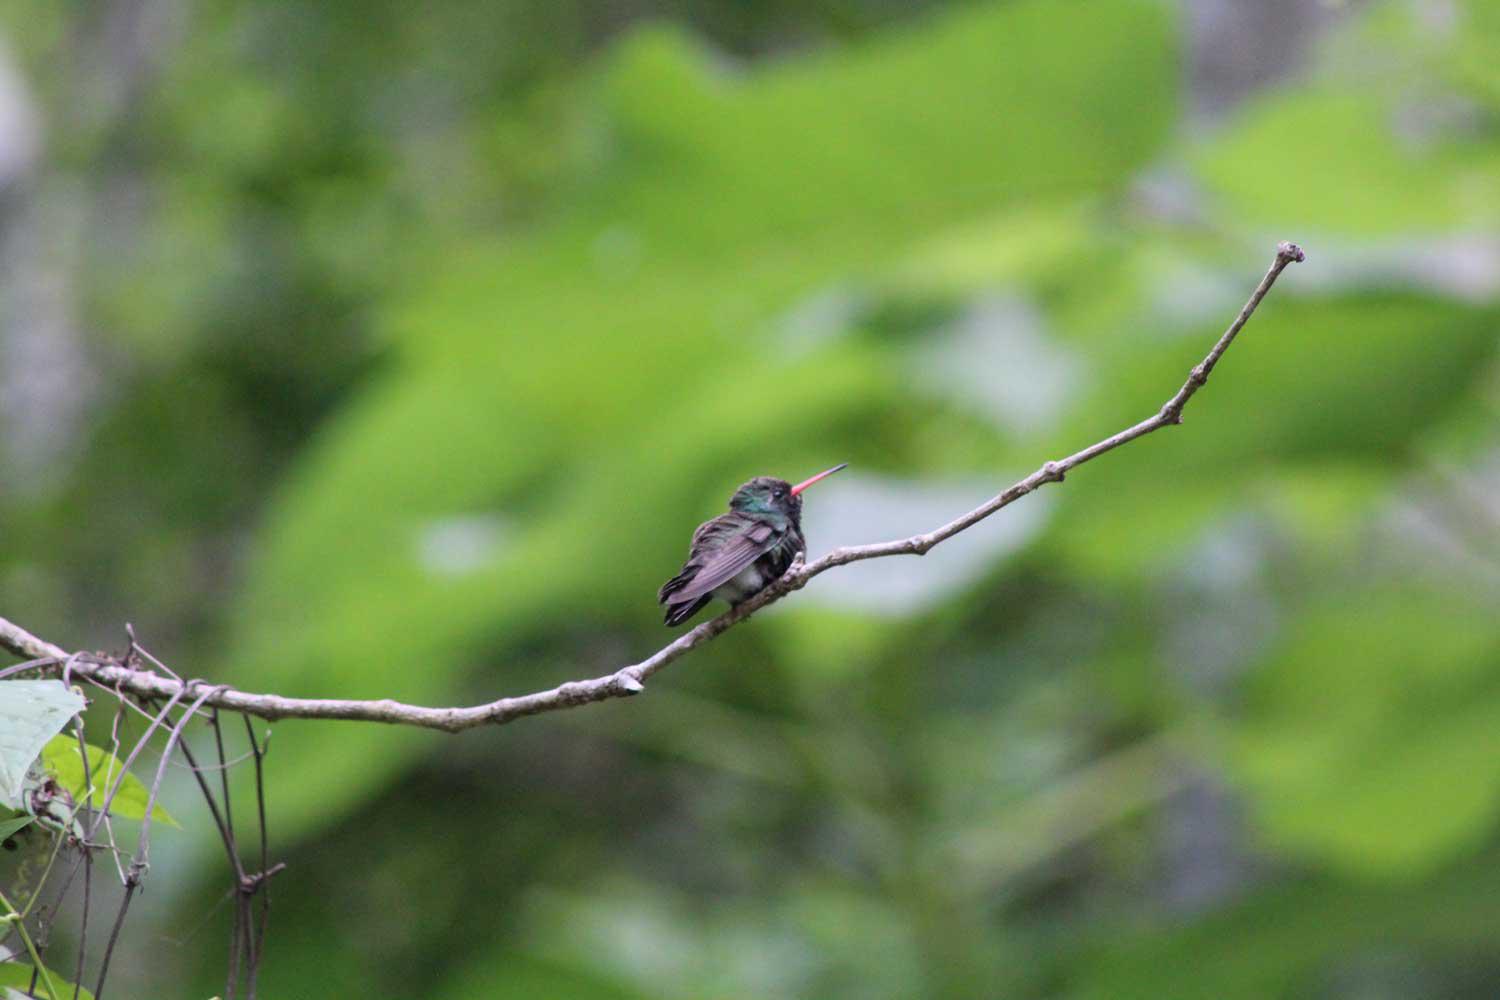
[{"xmin": 658, "ymin": 463, "xmax": 848, "ymax": 627}]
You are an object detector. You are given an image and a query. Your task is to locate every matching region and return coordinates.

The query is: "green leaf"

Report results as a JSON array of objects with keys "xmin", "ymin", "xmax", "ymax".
[
  {"xmin": 40, "ymin": 735, "xmax": 180, "ymax": 828},
  {"xmin": 0, "ymin": 815, "xmax": 32, "ymax": 840},
  {"xmin": 0, "ymin": 961, "xmax": 95, "ymax": 1000},
  {"xmin": 0, "ymin": 681, "xmax": 86, "ymax": 810}
]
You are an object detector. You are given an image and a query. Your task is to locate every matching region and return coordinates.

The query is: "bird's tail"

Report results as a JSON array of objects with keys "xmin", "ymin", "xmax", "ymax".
[
  {"xmin": 659, "ymin": 571, "xmax": 711, "ymax": 627},
  {"xmin": 662, "ymin": 594, "xmax": 710, "ymax": 627}
]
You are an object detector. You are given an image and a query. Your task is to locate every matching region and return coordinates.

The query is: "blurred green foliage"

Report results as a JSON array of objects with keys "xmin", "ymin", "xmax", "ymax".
[
  {"xmin": 229, "ymin": 0, "xmax": 1176, "ymax": 831},
  {"xmin": 2, "ymin": 0, "xmax": 1499, "ymax": 997}
]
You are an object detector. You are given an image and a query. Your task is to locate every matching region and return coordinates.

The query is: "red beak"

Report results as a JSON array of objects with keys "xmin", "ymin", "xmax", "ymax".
[{"xmin": 789, "ymin": 463, "xmax": 848, "ymax": 496}]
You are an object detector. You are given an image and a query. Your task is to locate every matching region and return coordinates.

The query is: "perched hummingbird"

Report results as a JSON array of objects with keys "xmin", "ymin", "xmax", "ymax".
[{"xmin": 658, "ymin": 464, "xmax": 848, "ymax": 627}]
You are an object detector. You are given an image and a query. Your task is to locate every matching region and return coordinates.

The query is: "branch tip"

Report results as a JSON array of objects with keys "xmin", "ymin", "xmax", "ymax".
[{"xmin": 1277, "ymin": 241, "xmax": 1306, "ymax": 264}]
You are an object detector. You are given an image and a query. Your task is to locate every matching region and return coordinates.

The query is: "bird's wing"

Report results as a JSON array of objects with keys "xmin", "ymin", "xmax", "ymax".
[{"xmin": 666, "ymin": 518, "xmax": 785, "ymax": 605}]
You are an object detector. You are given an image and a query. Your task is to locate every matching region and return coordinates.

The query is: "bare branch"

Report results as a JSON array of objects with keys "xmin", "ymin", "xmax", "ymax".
[{"xmin": 0, "ymin": 242, "xmax": 1305, "ymax": 734}]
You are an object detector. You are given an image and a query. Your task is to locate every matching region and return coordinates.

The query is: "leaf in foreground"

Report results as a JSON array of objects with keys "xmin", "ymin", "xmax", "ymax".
[
  {"xmin": 0, "ymin": 961, "xmax": 96, "ymax": 1000},
  {"xmin": 41, "ymin": 735, "xmax": 180, "ymax": 828},
  {"xmin": 0, "ymin": 814, "xmax": 33, "ymax": 840},
  {"xmin": 0, "ymin": 681, "xmax": 86, "ymax": 810}
]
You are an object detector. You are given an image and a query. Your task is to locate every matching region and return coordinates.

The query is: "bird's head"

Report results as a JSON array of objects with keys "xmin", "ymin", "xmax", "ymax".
[{"xmin": 728, "ymin": 463, "xmax": 847, "ymax": 520}]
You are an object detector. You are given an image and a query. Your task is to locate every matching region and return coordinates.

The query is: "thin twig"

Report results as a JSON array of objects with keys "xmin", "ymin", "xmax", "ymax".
[
  {"xmin": 0, "ymin": 656, "xmax": 59, "ymax": 680},
  {"xmin": 0, "ymin": 243, "xmax": 1305, "ymax": 734},
  {"xmin": 20, "ymin": 813, "xmax": 71, "ymax": 920},
  {"xmin": 93, "ymin": 883, "xmax": 135, "ymax": 999},
  {"xmin": 243, "ymin": 716, "xmax": 270, "ymax": 1000},
  {"xmin": 132, "ymin": 688, "xmax": 218, "ymax": 869},
  {"xmin": 0, "ymin": 885, "xmax": 58, "ymax": 1000},
  {"xmin": 85, "ymin": 689, "xmax": 185, "ymax": 843},
  {"xmin": 175, "ymin": 739, "xmax": 245, "ymax": 882},
  {"xmin": 162, "ymin": 747, "xmax": 258, "ymax": 773},
  {"xmin": 74, "ymin": 844, "xmax": 89, "ymax": 1000},
  {"xmin": 176, "ymin": 719, "xmax": 248, "ymax": 999},
  {"xmin": 94, "ymin": 687, "xmax": 216, "ymax": 1000},
  {"xmin": 99, "ymin": 687, "xmax": 129, "ymax": 884},
  {"xmin": 212, "ymin": 713, "xmax": 242, "ymax": 870},
  {"xmin": 57, "ymin": 718, "xmax": 94, "ymax": 1000},
  {"xmin": 128, "ymin": 629, "xmax": 182, "ymax": 685},
  {"xmin": 212, "ymin": 711, "xmax": 253, "ymax": 1000}
]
